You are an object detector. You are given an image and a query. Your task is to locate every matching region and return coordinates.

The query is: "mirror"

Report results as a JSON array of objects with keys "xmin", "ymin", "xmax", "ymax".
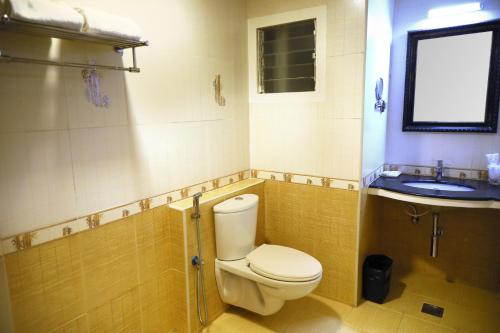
[{"xmin": 403, "ymin": 20, "xmax": 500, "ymax": 132}]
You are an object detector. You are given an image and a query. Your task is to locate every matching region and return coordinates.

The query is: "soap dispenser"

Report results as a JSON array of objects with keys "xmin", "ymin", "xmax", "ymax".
[{"xmin": 486, "ymin": 153, "xmax": 500, "ymax": 185}]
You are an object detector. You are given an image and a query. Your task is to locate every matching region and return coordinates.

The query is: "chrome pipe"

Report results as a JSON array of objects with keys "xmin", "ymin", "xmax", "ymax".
[
  {"xmin": 132, "ymin": 47, "xmax": 137, "ymax": 70},
  {"xmin": 435, "ymin": 160, "xmax": 444, "ymax": 182},
  {"xmin": 430, "ymin": 213, "xmax": 443, "ymax": 258}
]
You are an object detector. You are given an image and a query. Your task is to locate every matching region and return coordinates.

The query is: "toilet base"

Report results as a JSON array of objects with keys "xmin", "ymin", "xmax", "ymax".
[
  {"xmin": 214, "ymin": 258, "xmax": 321, "ymax": 316},
  {"xmin": 215, "ymin": 260, "xmax": 285, "ymax": 315}
]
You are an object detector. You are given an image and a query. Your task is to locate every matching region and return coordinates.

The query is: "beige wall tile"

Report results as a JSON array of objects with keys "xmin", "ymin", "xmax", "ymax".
[
  {"xmin": 0, "ymin": 0, "xmax": 250, "ymax": 238},
  {"xmin": 327, "ymin": 0, "xmax": 366, "ymax": 56},
  {"xmin": 86, "ymin": 287, "xmax": 141, "ymax": 333},
  {"xmin": 169, "ymin": 269, "xmax": 189, "ymax": 333},
  {"xmin": 249, "ymin": 102, "xmax": 324, "ymax": 176},
  {"xmin": 50, "ymin": 315, "xmax": 88, "ymax": 333},
  {"xmin": 4, "ymin": 237, "xmax": 85, "ymax": 333},
  {"xmin": 139, "ymin": 271, "xmax": 173, "ymax": 333},
  {"xmin": 326, "ymin": 54, "xmax": 365, "ymax": 119},
  {"xmin": 0, "ymin": 1, "xmax": 249, "ymax": 329},
  {"xmin": 78, "ymin": 218, "xmax": 139, "ymax": 308},
  {"xmin": 3, "ymin": 205, "xmax": 187, "ymax": 333},
  {"xmin": 0, "ymin": 256, "xmax": 14, "ymax": 333},
  {"xmin": 247, "ymin": 0, "xmax": 327, "ymax": 18},
  {"xmin": 169, "ymin": 209, "xmax": 187, "ymax": 274},
  {"xmin": 264, "ymin": 180, "xmax": 359, "ymax": 306},
  {"xmin": 0, "ymin": 131, "xmax": 77, "ymax": 237},
  {"xmin": 248, "ymin": 0, "xmax": 366, "ymax": 180},
  {"xmin": 135, "ymin": 206, "xmax": 171, "ymax": 283},
  {"xmin": 322, "ymin": 118, "xmax": 362, "ymax": 181}
]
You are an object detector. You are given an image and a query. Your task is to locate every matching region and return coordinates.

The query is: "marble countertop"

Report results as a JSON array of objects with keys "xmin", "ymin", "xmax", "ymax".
[{"xmin": 369, "ymin": 174, "xmax": 500, "ymax": 201}]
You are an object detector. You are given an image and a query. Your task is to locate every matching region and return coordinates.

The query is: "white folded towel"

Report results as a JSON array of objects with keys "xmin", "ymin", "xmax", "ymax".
[
  {"xmin": 0, "ymin": 0, "xmax": 83, "ymax": 31},
  {"xmin": 75, "ymin": 6, "xmax": 143, "ymax": 41}
]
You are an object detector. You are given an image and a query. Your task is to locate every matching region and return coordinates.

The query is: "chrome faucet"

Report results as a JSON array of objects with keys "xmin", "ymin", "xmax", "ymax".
[{"xmin": 436, "ymin": 160, "xmax": 444, "ymax": 182}]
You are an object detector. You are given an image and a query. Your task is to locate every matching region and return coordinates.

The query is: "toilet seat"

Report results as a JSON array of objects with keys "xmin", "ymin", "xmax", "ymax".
[{"xmin": 246, "ymin": 244, "xmax": 322, "ymax": 282}]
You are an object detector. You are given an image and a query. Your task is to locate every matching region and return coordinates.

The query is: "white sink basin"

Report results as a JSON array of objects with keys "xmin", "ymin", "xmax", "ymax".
[{"xmin": 403, "ymin": 181, "xmax": 475, "ymax": 192}]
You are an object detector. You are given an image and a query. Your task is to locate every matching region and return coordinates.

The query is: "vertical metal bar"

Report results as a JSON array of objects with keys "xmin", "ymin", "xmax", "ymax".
[
  {"xmin": 430, "ymin": 213, "xmax": 441, "ymax": 258},
  {"xmin": 257, "ymin": 29, "xmax": 264, "ymax": 93},
  {"xmin": 132, "ymin": 47, "xmax": 137, "ymax": 69},
  {"xmin": 313, "ymin": 18, "xmax": 317, "ymax": 90}
]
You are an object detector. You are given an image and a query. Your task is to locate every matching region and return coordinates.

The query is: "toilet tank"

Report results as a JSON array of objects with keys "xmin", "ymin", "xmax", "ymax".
[{"xmin": 213, "ymin": 194, "xmax": 259, "ymax": 260}]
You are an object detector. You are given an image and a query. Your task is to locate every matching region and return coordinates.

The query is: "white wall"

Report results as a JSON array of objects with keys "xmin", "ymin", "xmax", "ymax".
[
  {"xmin": 361, "ymin": 0, "xmax": 394, "ymax": 178},
  {"xmin": 248, "ymin": 0, "xmax": 366, "ymax": 181},
  {"xmin": 386, "ymin": 0, "xmax": 500, "ymax": 170},
  {"xmin": 0, "ymin": 0, "xmax": 249, "ymax": 237}
]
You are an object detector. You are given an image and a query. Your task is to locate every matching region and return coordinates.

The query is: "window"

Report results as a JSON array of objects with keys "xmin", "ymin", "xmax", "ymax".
[
  {"xmin": 257, "ymin": 19, "xmax": 316, "ymax": 94},
  {"xmin": 247, "ymin": 6, "xmax": 326, "ymax": 102}
]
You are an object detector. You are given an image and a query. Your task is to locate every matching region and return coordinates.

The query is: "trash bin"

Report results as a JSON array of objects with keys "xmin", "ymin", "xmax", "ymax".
[{"xmin": 363, "ymin": 254, "xmax": 393, "ymax": 304}]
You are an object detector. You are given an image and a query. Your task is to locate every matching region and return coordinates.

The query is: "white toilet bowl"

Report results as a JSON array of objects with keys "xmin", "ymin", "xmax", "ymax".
[
  {"xmin": 213, "ymin": 194, "xmax": 323, "ymax": 315},
  {"xmin": 215, "ymin": 244, "xmax": 322, "ymax": 315}
]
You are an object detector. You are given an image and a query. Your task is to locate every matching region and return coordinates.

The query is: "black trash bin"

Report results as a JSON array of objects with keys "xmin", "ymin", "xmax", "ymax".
[{"xmin": 363, "ymin": 254, "xmax": 393, "ymax": 304}]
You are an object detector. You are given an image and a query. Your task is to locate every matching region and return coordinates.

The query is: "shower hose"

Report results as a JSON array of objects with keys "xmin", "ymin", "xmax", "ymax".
[{"xmin": 192, "ymin": 193, "xmax": 208, "ymax": 326}]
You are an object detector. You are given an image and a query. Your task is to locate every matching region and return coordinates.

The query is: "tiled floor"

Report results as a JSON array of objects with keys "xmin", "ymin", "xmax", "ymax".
[{"xmin": 203, "ymin": 272, "xmax": 500, "ymax": 333}]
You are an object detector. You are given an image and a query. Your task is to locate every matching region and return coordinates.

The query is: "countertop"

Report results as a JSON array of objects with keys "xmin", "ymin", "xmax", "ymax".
[
  {"xmin": 369, "ymin": 174, "xmax": 500, "ymax": 201},
  {"xmin": 169, "ymin": 178, "xmax": 264, "ymax": 211}
]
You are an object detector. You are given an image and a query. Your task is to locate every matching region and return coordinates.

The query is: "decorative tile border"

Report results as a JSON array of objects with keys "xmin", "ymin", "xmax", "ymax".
[
  {"xmin": 361, "ymin": 164, "xmax": 489, "ymax": 189},
  {"xmin": 362, "ymin": 164, "xmax": 385, "ymax": 188},
  {"xmin": 251, "ymin": 169, "xmax": 359, "ymax": 191},
  {"xmin": 384, "ymin": 164, "xmax": 488, "ymax": 181},
  {"xmin": 1, "ymin": 170, "xmax": 250, "ymax": 255}
]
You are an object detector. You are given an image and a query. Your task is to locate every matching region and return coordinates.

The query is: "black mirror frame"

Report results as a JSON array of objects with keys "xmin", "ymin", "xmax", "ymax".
[{"xmin": 402, "ymin": 19, "xmax": 500, "ymax": 133}]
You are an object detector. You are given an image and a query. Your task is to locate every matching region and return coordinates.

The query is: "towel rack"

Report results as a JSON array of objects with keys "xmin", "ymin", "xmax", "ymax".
[
  {"xmin": 0, "ymin": 15, "xmax": 148, "ymax": 72},
  {"xmin": 0, "ymin": 48, "xmax": 141, "ymax": 72}
]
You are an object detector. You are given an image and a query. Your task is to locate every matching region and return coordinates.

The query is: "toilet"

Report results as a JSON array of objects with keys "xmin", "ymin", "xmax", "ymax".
[{"xmin": 213, "ymin": 194, "xmax": 322, "ymax": 315}]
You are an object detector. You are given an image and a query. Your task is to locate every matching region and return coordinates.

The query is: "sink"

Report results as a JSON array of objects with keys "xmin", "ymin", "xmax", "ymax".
[{"xmin": 403, "ymin": 181, "xmax": 475, "ymax": 192}]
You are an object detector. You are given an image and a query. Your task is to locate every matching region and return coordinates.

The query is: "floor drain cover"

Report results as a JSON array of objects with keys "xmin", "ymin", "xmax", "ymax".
[{"xmin": 421, "ymin": 303, "xmax": 444, "ymax": 318}]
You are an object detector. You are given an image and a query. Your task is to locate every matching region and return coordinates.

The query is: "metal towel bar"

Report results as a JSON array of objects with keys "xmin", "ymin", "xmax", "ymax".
[
  {"xmin": 0, "ymin": 15, "xmax": 148, "ymax": 72},
  {"xmin": 0, "ymin": 50, "xmax": 140, "ymax": 72}
]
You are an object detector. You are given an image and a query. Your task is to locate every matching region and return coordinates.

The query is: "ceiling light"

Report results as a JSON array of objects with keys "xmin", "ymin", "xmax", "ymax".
[{"xmin": 428, "ymin": 2, "xmax": 483, "ymax": 18}]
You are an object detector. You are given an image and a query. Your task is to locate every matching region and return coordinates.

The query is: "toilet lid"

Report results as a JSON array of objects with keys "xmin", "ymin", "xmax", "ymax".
[
  {"xmin": 213, "ymin": 194, "xmax": 259, "ymax": 213},
  {"xmin": 246, "ymin": 244, "xmax": 322, "ymax": 282}
]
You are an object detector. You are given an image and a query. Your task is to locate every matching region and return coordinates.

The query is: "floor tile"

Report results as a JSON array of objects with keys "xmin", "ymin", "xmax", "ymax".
[
  {"xmin": 457, "ymin": 283, "xmax": 500, "ymax": 313},
  {"xmin": 205, "ymin": 294, "xmax": 355, "ymax": 333},
  {"xmin": 397, "ymin": 315, "xmax": 456, "ymax": 333},
  {"xmin": 400, "ymin": 293, "xmax": 461, "ymax": 329},
  {"xmin": 205, "ymin": 272, "xmax": 499, "ymax": 333},
  {"xmin": 346, "ymin": 301, "xmax": 403, "ymax": 333},
  {"xmin": 456, "ymin": 306, "xmax": 500, "ymax": 333}
]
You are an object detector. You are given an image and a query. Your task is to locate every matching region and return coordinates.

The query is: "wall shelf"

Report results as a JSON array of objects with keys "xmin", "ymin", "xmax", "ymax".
[{"xmin": 0, "ymin": 15, "xmax": 148, "ymax": 72}]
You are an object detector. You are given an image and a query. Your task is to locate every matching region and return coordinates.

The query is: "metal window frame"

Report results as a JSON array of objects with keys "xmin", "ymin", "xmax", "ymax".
[{"xmin": 256, "ymin": 18, "xmax": 317, "ymax": 94}]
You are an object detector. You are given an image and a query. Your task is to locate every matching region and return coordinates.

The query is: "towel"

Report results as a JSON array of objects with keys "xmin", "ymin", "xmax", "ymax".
[
  {"xmin": 75, "ymin": 6, "xmax": 143, "ymax": 41},
  {"xmin": 0, "ymin": 0, "xmax": 83, "ymax": 31}
]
